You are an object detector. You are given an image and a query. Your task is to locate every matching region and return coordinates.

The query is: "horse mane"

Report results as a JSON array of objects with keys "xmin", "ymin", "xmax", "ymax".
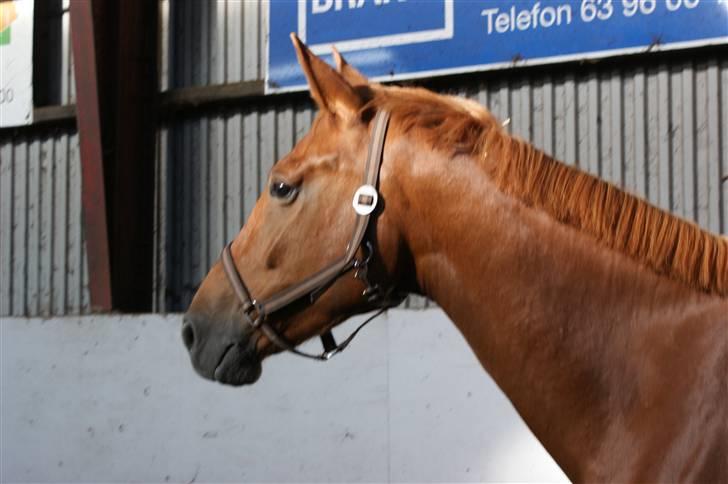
[{"xmin": 365, "ymin": 86, "xmax": 728, "ymax": 297}]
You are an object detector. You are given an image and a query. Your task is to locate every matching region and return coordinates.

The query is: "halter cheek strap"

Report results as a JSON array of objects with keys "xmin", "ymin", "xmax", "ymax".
[{"xmin": 220, "ymin": 110, "xmax": 394, "ymax": 361}]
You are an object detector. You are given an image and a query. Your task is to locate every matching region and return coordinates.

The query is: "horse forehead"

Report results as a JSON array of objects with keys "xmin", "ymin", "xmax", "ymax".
[
  {"xmin": 293, "ymin": 115, "xmax": 348, "ymax": 154},
  {"xmin": 296, "ymin": 127, "xmax": 367, "ymax": 171}
]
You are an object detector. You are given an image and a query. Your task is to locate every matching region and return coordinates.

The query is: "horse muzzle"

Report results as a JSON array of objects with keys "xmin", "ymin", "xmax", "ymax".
[{"xmin": 182, "ymin": 313, "xmax": 262, "ymax": 386}]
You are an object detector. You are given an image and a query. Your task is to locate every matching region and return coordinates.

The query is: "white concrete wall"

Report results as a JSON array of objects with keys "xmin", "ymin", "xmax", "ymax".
[{"xmin": 1, "ymin": 309, "xmax": 568, "ymax": 483}]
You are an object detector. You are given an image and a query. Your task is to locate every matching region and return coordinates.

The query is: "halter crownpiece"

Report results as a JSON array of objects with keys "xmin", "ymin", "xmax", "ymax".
[{"xmin": 220, "ymin": 110, "xmax": 394, "ymax": 361}]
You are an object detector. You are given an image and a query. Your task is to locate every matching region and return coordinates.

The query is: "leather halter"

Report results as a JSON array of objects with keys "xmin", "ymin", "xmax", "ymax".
[{"xmin": 221, "ymin": 110, "xmax": 394, "ymax": 361}]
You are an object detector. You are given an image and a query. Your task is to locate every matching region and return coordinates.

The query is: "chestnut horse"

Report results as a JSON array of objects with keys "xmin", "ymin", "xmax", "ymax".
[{"xmin": 183, "ymin": 35, "xmax": 727, "ymax": 482}]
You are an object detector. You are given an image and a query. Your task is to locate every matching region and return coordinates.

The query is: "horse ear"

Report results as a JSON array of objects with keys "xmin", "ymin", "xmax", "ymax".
[
  {"xmin": 331, "ymin": 46, "xmax": 369, "ymax": 86},
  {"xmin": 290, "ymin": 33, "xmax": 364, "ymax": 120}
]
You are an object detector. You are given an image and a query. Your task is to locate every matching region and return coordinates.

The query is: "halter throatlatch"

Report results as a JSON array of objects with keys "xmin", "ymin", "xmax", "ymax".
[{"xmin": 220, "ymin": 110, "xmax": 394, "ymax": 361}]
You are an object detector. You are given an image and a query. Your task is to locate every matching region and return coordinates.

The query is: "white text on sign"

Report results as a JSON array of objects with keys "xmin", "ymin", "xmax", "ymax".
[
  {"xmin": 481, "ymin": 0, "xmax": 701, "ymax": 35},
  {"xmin": 312, "ymin": 0, "xmax": 405, "ymax": 15}
]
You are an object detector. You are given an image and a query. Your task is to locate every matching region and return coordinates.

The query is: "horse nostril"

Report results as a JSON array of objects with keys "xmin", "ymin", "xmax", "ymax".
[{"xmin": 181, "ymin": 321, "xmax": 195, "ymax": 351}]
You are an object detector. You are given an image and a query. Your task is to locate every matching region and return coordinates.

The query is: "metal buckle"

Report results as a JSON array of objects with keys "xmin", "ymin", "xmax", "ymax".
[
  {"xmin": 352, "ymin": 184, "xmax": 378, "ymax": 215},
  {"xmin": 353, "ymin": 242, "xmax": 381, "ymax": 301},
  {"xmin": 243, "ymin": 300, "xmax": 264, "ymax": 328},
  {"xmin": 353, "ymin": 241, "xmax": 374, "ymax": 271}
]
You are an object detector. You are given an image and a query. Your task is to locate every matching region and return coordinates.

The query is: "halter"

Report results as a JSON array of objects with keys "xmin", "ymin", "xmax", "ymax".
[{"xmin": 221, "ymin": 110, "xmax": 395, "ymax": 361}]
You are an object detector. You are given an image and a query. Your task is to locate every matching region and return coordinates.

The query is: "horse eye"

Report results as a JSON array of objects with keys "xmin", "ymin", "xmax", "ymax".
[{"xmin": 270, "ymin": 181, "xmax": 297, "ymax": 201}]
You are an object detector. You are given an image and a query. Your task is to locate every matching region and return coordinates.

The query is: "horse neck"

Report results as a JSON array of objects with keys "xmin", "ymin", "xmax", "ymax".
[{"xmin": 388, "ymin": 144, "xmax": 717, "ymax": 480}]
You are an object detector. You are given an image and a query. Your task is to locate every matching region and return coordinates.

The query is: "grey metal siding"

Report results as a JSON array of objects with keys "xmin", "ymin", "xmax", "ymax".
[
  {"xmin": 0, "ymin": 2, "xmax": 87, "ymax": 317},
  {"xmin": 3, "ymin": 1, "xmax": 725, "ymax": 315},
  {"xmin": 166, "ymin": 0, "xmax": 267, "ymax": 89},
  {"xmin": 156, "ymin": 1, "xmax": 727, "ymax": 310},
  {"xmin": 0, "ymin": 130, "xmax": 90, "ymax": 316}
]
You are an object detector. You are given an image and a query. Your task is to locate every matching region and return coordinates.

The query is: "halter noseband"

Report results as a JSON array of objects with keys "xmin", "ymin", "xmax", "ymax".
[{"xmin": 220, "ymin": 110, "xmax": 395, "ymax": 361}]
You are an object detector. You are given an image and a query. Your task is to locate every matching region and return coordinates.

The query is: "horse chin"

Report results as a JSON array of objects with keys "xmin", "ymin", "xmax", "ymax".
[{"xmin": 212, "ymin": 343, "xmax": 262, "ymax": 386}]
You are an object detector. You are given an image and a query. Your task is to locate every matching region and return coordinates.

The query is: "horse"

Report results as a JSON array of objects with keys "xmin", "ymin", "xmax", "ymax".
[{"xmin": 182, "ymin": 34, "xmax": 728, "ymax": 482}]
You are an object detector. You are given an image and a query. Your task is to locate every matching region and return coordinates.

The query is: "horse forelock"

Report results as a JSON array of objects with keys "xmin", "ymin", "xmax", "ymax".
[{"xmin": 366, "ymin": 86, "xmax": 728, "ymax": 297}]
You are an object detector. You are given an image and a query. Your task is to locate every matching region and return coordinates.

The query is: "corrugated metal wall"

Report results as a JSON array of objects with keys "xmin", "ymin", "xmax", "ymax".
[
  {"xmin": 156, "ymin": 1, "xmax": 727, "ymax": 311},
  {"xmin": 0, "ymin": 1, "xmax": 89, "ymax": 317},
  {"xmin": 2, "ymin": 1, "xmax": 724, "ymax": 315},
  {"xmin": 155, "ymin": 0, "xmax": 273, "ymax": 310}
]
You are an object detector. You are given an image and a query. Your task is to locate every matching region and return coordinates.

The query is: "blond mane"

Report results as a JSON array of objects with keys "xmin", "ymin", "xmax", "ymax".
[{"xmin": 366, "ymin": 87, "xmax": 728, "ymax": 296}]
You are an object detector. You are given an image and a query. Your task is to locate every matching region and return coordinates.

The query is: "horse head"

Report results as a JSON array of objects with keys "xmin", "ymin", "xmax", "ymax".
[{"xmin": 182, "ymin": 35, "xmax": 411, "ymax": 385}]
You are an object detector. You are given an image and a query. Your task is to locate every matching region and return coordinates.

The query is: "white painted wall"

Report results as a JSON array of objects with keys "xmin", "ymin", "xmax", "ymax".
[{"xmin": 1, "ymin": 309, "xmax": 568, "ymax": 483}]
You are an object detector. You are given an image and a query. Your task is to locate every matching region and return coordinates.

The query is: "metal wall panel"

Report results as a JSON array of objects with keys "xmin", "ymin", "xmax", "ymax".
[
  {"xmin": 2, "ymin": 2, "xmax": 724, "ymax": 315},
  {"xmin": 167, "ymin": 0, "xmax": 267, "ymax": 89},
  {"xmin": 0, "ymin": 3, "xmax": 86, "ymax": 316},
  {"xmin": 158, "ymin": 2, "xmax": 726, "ymax": 311},
  {"xmin": 0, "ymin": 130, "xmax": 90, "ymax": 316}
]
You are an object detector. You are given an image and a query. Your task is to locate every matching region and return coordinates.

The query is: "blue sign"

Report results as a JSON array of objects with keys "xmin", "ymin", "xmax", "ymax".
[{"xmin": 267, "ymin": 0, "xmax": 728, "ymax": 93}]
